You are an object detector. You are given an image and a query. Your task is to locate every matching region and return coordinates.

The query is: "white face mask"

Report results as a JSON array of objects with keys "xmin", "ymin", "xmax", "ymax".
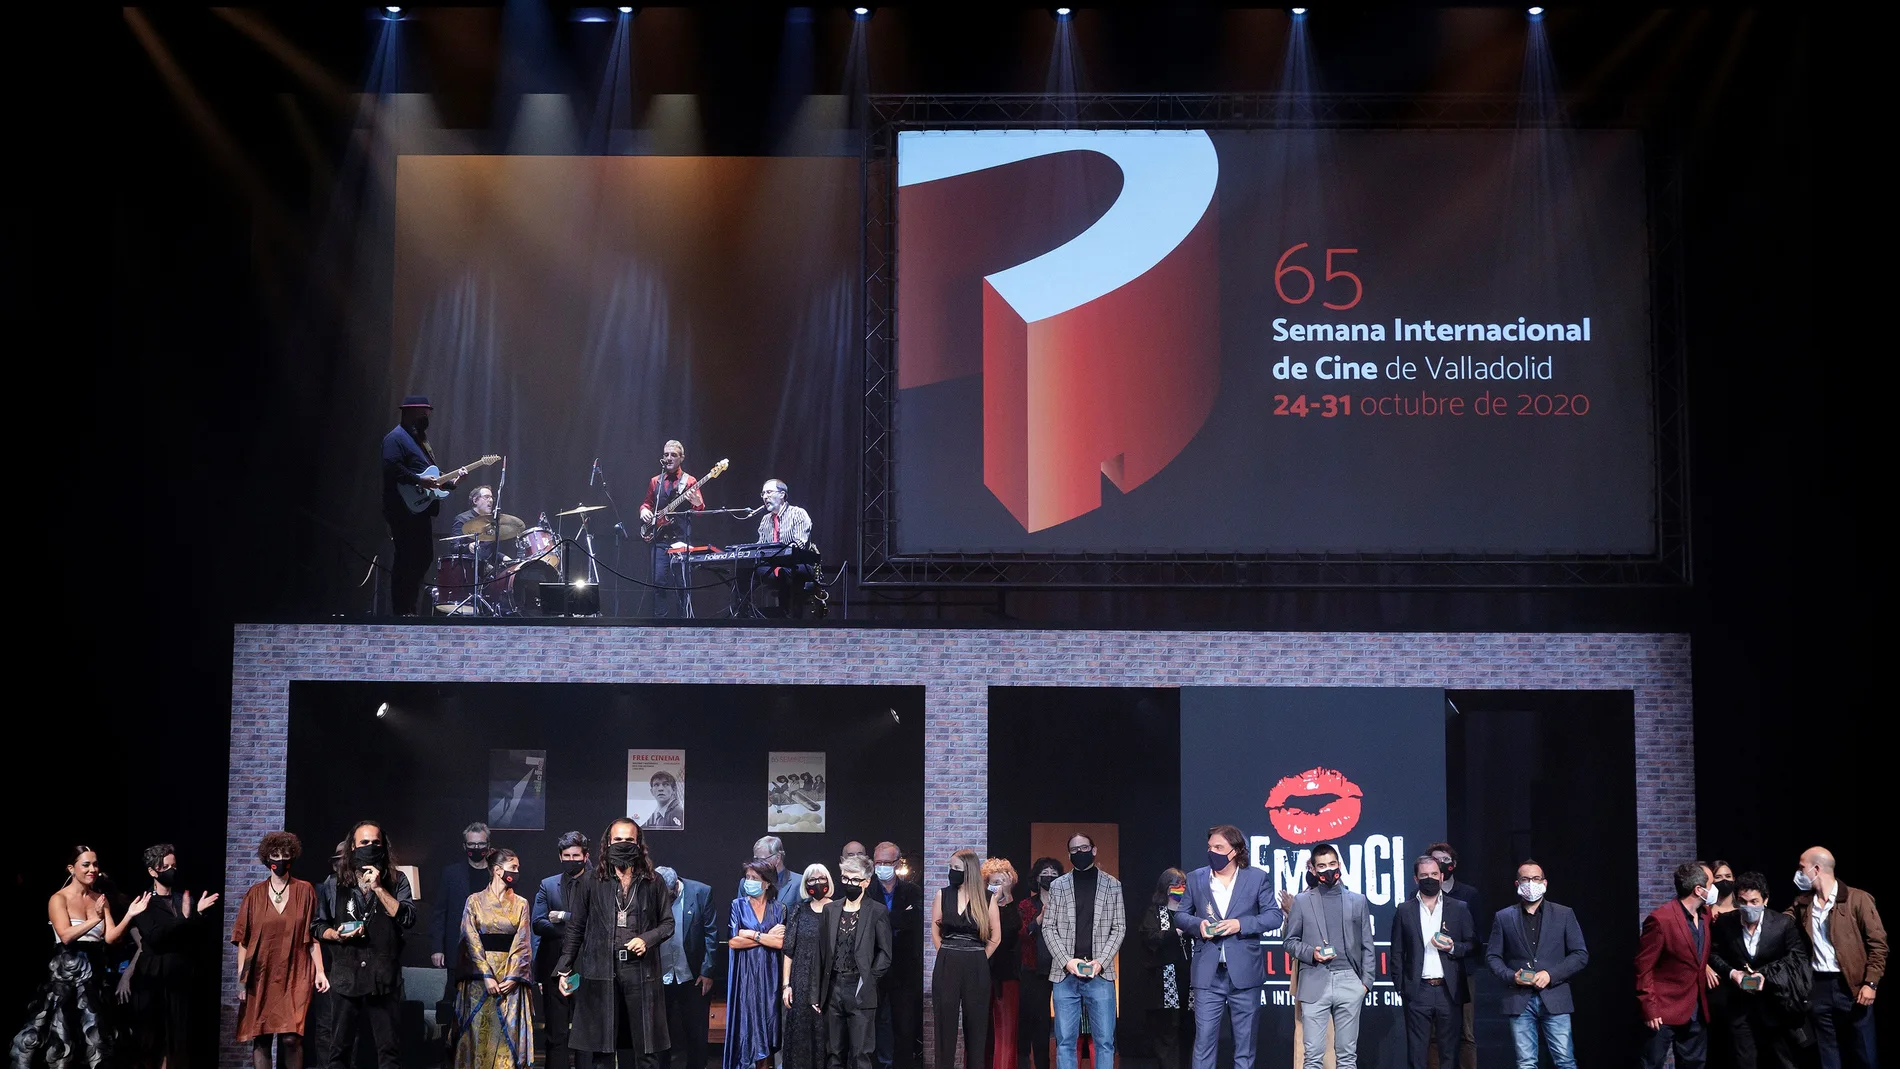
[
  {"xmin": 1794, "ymin": 870, "xmax": 1814, "ymax": 892},
  {"xmin": 1518, "ymin": 881, "xmax": 1547, "ymax": 903},
  {"xmin": 1699, "ymin": 884, "xmax": 1720, "ymax": 906}
]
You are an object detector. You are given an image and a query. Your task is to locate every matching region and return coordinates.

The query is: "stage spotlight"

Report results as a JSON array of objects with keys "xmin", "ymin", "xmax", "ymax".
[
  {"xmin": 888, "ymin": 708, "xmax": 900, "ymax": 724},
  {"xmin": 375, "ymin": 702, "xmax": 389, "ymax": 719},
  {"xmin": 1527, "ymin": 5, "xmax": 1544, "ymax": 14},
  {"xmin": 619, "ymin": 5, "xmax": 632, "ymax": 10},
  {"xmin": 1291, "ymin": 6, "xmax": 1307, "ymax": 13},
  {"xmin": 385, "ymin": 5, "xmax": 400, "ymax": 13},
  {"xmin": 853, "ymin": 6, "xmax": 870, "ymax": 15},
  {"xmin": 1055, "ymin": 6, "xmax": 1072, "ymax": 17}
]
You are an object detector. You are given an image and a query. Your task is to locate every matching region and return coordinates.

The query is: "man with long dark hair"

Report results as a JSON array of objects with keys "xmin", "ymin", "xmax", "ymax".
[
  {"xmin": 1177, "ymin": 825, "xmax": 1287, "ymax": 1069},
  {"xmin": 313, "ymin": 821, "xmax": 416, "ymax": 1069},
  {"xmin": 556, "ymin": 819, "xmax": 677, "ymax": 1069}
]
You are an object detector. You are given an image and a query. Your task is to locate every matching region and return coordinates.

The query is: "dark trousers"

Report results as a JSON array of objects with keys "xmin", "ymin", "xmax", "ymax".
[
  {"xmin": 935, "ymin": 950, "xmax": 991, "ymax": 1069},
  {"xmin": 325, "ymin": 991, "xmax": 401, "ymax": 1069},
  {"xmin": 306, "ymin": 990, "xmax": 335, "ymax": 1067},
  {"xmin": 1640, "ymin": 1017, "xmax": 1707, "ymax": 1069},
  {"xmin": 544, "ymin": 983, "xmax": 577, "ymax": 1069},
  {"xmin": 660, "ymin": 979, "xmax": 708, "ymax": 1069},
  {"xmin": 1404, "ymin": 984, "xmax": 1460, "ymax": 1069},
  {"xmin": 387, "ymin": 511, "xmax": 435, "ymax": 615},
  {"xmin": 1811, "ymin": 974, "xmax": 1879, "ymax": 1069},
  {"xmin": 1019, "ymin": 976, "xmax": 1053, "ymax": 1069},
  {"xmin": 590, "ymin": 1053, "xmax": 659, "ymax": 1069},
  {"xmin": 649, "ymin": 544, "xmax": 688, "ymax": 617},
  {"xmin": 829, "ymin": 975, "xmax": 878, "ymax": 1069},
  {"xmin": 1729, "ymin": 996, "xmax": 1795, "ymax": 1069},
  {"xmin": 877, "ymin": 982, "xmax": 923, "ymax": 1069},
  {"xmin": 1145, "ymin": 1008, "xmax": 1193, "ymax": 1069}
]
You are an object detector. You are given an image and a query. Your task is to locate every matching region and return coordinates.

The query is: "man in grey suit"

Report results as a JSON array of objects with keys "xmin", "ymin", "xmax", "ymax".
[
  {"xmin": 1041, "ymin": 833, "xmax": 1126, "ymax": 1069},
  {"xmin": 1283, "ymin": 844, "xmax": 1378, "ymax": 1069},
  {"xmin": 1172, "ymin": 824, "xmax": 1287, "ymax": 1069}
]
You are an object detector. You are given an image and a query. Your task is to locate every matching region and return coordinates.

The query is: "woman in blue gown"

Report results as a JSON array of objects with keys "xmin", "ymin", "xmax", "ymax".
[{"xmin": 724, "ymin": 861, "xmax": 785, "ymax": 1069}]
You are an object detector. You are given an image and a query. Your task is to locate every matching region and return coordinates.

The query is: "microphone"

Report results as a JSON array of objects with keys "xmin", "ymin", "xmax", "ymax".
[
  {"xmin": 742, "ymin": 504, "xmax": 767, "ymax": 519},
  {"xmin": 591, "ymin": 457, "xmax": 599, "ymax": 487}
]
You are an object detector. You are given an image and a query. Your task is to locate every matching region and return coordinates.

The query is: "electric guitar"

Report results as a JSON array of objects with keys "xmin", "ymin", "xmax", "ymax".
[
  {"xmin": 396, "ymin": 455, "xmax": 501, "ymax": 513},
  {"xmin": 640, "ymin": 459, "xmax": 728, "ymax": 542}
]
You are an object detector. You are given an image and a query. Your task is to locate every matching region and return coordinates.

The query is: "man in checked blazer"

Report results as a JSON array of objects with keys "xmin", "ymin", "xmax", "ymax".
[
  {"xmin": 1172, "ymin": 824, "xmax": 1287, "ymax": 1069},
  {"xmin": 1041, "ymin": 833, "xmax": 1127, "ymax": 1069}
]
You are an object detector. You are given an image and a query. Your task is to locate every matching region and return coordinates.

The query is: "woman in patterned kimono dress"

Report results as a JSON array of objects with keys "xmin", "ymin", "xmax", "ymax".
[{"xmin": 455, "ymin": 849, "xmax": 534, "ymax": 1069}]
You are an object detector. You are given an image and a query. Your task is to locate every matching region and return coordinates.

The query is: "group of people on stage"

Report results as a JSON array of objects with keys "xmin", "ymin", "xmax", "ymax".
[
  {"xmin": 381, "ymin": 398, "xmax": 819, "ymax": 618},
  {"xmin": 14, "ymin": 827, "xmax": 1883, "ymax": 1069}
]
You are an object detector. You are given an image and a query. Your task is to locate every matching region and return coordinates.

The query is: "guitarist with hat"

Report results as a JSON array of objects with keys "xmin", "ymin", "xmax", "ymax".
[
  {"xmin": 639, "ymin": 439, "xmax": 705, "ymax": 617},
  {"xmin": 381, "ymin": 395, "xmax": 465, "ymax": 616}
]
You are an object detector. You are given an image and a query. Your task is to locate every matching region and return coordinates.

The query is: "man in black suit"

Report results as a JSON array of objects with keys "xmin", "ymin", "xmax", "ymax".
[
  {"xmin": 1392, "ymin": 856, "xmax": 1477, "ymax": 1069},
  {"xmin": 1711, "ymin": 872, "xmax": 1808, "ymax": 1069},
  {"xmin": 1426, "ymin": 842, "xmax": 1484, "ymax": 1069},
  {"xmin": 820, "ymin": 856, "xmax": 893, "ymax": 1069},
  {"xmin": 1485, "ymin": 859, "xmax": 1589, "ymax": 1069},
  {"xmin": 655, "ymin": 865, "xmax": 717, "ymax": 1069},
  {"xmin": 534, "ymin": 832, "xmax": 591, "ymax": 1069},
  {"xmin": 871, "ymin": 841, "xmax": 925, "ymax": 1069}
]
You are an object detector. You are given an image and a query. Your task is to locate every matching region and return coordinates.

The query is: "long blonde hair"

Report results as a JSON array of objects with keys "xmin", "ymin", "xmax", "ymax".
[{"xmin": 952, "ymin": 848, "xmax": 991, "ymax": 943}]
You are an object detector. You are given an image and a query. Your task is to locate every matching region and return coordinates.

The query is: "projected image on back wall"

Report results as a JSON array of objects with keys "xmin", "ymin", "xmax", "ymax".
[{"xmin": 895, "ymin": 128, "xmax": 1655, "ymax": 555}]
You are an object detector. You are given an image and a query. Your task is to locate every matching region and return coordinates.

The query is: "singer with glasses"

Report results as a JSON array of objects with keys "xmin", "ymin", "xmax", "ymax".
[{"xmin": 740, "ymin": 479, "xmax": 818, "ymax": 618}]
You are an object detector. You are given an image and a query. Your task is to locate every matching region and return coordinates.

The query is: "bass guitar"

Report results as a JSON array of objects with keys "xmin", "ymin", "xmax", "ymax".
[
  {"xmin": 397, "ymin": 455, "xmax": 501, "ymax": 513},
  {"xmin": 640, "ymin": 459, "xmax": 728, "ymax": 542}
]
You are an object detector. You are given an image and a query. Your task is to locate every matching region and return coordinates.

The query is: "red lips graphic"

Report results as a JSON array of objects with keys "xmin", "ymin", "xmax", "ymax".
[{"xmin": 1265, "ymin": 767, "xmax": 1364, "ymax": 845}]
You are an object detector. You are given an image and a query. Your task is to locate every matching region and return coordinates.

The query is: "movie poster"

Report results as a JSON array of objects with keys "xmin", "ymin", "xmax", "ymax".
[
  {"xmin": 626, "ymin": 749, "xmax": 687, "ymax": 831},
  {"xmin": 766, "ymin": 752, "xmax": 827, "ymax": 833},
  {"xmin": 487, "ymin": 749, "xmax": 547, "ymax": 830}
]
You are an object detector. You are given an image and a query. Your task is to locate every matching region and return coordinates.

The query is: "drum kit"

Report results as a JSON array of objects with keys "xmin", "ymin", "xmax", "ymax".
[{"xmin": 429, "ymin": 503, "xmax": 608, "ymax": 615}]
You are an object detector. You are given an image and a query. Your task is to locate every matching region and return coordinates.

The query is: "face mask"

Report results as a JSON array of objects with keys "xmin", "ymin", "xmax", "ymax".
[
  {"xmin": 563, "ymin": 860, "xmax": 587, "ymax": 878},
  {"xmin": 1518, "ymin": 881, "xmax": 1547, "ymax": 903},
  {"xmin": 352, "ymin": 845, "xmax": 387, "ymax": 870},
  {"xmin": 987, "ymin": 882, "xmax": 1004, "ymax": 895},
  {"xmin": 1417, "ymin": 877, "xmax": 1441, "ymax": 897},
  {"xmin": 1715, "ymin": 879, "xmax": 1736, "ymax": 899},
  {"xmin": 874, "ymin": 865, "xmax": 896, "ymax": 882},
  {"xmin": 1699, "ymin": 884, "xmax": 1720, "ymax": 906},
  {"xmin": 267, "ymin": 858, "xmax": 292, "ymax": 877},
  {"xmin": 606, "ymin": 841, "xmax": 643, "ymax": 868},
  {"xmin": 842, "ymin": 883, "xmax": 865, "ymax": 902},
  {"xmin": 501, "ymin": 871, "xmax": 517, "ymax": 888},
  {"xmin": 946, "ymin": 868, "xmax": 966, "ymax": 887},
  {"xmin": 1794, "ymin": 870, "xmax": 1813, "ymax": 892},
  {"xmin": 1037, "ymin": 873, "xmax": 1057, "ymax": 891},
  {"xmin": 1070, "ymin": 850, "xmax": 1095, "ymax": 871},
  {"xmin": 1313, "ymin": 868, "xmax": 1341, "ymax": 888},
  {"xmin": 742, "ymin": 879, "xmax": 766, "ymax": 898},
  {"xmin": 1208, "ymin": 850, "xmax": 1232, "ymax": 873},
  {"xmin": 466, "ymin": 845, "xmax": 491, "ymax": 863},
  {"xmin": 807, "ymin": 882, "xmax": 829, "ymax": 898},
  {"xmin": 154, "ymin": 868, "xmax": 178, "ymax": 888},
  {"xmin": 1741, "ymin": 904, "xmax": 1765, "ymax": 924}
]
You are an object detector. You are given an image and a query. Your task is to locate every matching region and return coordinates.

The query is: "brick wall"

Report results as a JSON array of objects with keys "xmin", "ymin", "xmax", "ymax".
[{"xmin": 224, "ymin": 625, "xmax": 1691, "ymax": 1068}]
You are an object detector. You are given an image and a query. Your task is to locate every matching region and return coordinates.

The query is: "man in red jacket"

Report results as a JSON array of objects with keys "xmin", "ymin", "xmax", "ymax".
[{"xmin": 1635, "ymin": 861, "xmax": 1719, "ymax": 1069}]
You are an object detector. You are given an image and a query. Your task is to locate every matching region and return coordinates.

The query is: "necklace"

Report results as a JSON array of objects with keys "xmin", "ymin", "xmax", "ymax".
[{"xmin": 269, "ymin": 878, "xmax": 288, "ymax": 902}]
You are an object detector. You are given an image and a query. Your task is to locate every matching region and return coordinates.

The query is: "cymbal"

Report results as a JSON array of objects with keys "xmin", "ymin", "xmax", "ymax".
[
  {"xmin": 461, "ymin": 513, "xmax": 526, "ymax": 540},
  {"xmin": 556, "ymin": 503, "xmax": 608, "ymax": 517}
]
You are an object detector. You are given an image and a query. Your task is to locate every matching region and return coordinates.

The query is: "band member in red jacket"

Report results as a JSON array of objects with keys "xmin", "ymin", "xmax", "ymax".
[
  {"xmin": 640, "ymin": 440, "xmax": 704, "ymax": 617},
  {"xmin": 1635, "ymin": 861, "xmax": 1720, "ymax": 1069}
]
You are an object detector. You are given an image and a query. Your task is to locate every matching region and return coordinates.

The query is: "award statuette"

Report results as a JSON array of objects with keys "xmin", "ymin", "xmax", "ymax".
[
  {"xmin": 1515, "ymin": 966, "xmax": 1538, "ymax": 985},
  {"xmin": 1740, "ymin": 971, "xmax": 1764, "ymax": 992}
]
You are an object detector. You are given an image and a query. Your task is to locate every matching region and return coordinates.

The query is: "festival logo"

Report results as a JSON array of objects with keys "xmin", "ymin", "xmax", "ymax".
[
  {"xmin": 897, "ymin": 130, "xmax": 1222, "ymax": 532},
  {"xmin": 1264, "ymin": 766, "xmax": 1363, "ymax": 845}
]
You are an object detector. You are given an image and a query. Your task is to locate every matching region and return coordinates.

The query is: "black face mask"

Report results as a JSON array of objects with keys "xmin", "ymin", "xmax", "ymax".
[
  {"xmin": 807, "ymin": 882, "xmax": 829, "ymax": 899},
  {"xmin": 947, "ymin": 868, "xmax": 966, "ymax": 887},
  {"xmin": 1715, "ymin": 879, "xmax": 1736, "ymax": 899},
  {"xmin": 500, "ymin": 871, "xmax": 517, "ymax": 888},
  {"xmin": 267, "ymin": 858, "xmax": 293, "ymax": 877},
  {"xmin": 1070, "ymin": 850, "xmax": 1095, "ymax": 872},
  {"xmin": 842, "ymin": 883, "xmax": 865, "ymax": 902},
  {"xmin": 352, "ymin": 845, "xmax": 388, "ymax": 870},
  {"xmin": 466, "ymin": 845, "xmax": 491, "ymax": 863},
  {"xmin": 1417, "ymin": 877, "xmax": 1442, "ymax": 897},
  {"xmin": 153, "ymin": 868, "xmax": 178, "ymax": 888},
  {"xmin": 1313, "ymin": 868, "xmax": 1341, "ymax": 888},
  {"xmin": 607, "ymin": 841, "xmax": 644, "ymax": 869},
  {"xmin": 1037, "ymin": 873, "xmax": 1057, "ymax": 891},
  {"xmin": 563, "ymin": 859, "xmax": 587, "ymax": 878}
]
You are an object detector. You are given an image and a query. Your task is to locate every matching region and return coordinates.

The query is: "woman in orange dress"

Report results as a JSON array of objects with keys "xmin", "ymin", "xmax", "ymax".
[{"xmin": 233, "ymin": 832, "xmax": 329, "ymax": 1069}]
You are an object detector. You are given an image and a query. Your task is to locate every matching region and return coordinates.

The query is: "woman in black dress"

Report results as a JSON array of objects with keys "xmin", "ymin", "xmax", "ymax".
[
  {"xmin": 122, "ymin": 843, "xmax": 220, "ymax": 1069},
  {"xmin": 1138, "ymin": 868, "xmax": 1195, "ymax": 1069},
  {"xmin": 779, "ymin": 864, "xmax": 834, "ymax": 1069}
]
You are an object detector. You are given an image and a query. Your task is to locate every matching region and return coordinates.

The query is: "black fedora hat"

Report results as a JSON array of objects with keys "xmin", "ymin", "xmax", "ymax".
[{"xmin": 399, "ymin": 395, "xmax": 434, "ymax": 409}]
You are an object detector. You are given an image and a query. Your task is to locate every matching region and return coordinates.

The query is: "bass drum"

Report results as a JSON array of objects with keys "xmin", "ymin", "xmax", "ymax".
[{"xmin": 502, "ymin": 559, "xmax": 563, "ymax": 616}]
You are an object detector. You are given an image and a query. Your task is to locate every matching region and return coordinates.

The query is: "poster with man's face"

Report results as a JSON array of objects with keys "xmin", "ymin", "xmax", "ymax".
[
  {"xmin": 767, "ymin": 752, "xmax": 826, "ymax": 834},
  {"xmin": 627, "ymin": 750, "xmax": 686, "ymax": 831}
]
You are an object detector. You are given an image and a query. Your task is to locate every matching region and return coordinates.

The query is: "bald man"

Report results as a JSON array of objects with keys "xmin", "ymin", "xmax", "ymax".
[{"xmin": 1788, "ymin": 847, "xmax": 1885, "ymax": 1069}]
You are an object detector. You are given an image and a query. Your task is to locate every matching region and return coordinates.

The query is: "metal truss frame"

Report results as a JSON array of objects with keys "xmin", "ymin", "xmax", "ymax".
[{"xmin": 858, "ymin": 93, "xmax": 1691, "ymax": 590}]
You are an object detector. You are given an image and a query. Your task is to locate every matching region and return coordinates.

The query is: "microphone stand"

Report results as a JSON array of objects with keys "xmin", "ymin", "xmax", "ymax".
[{"xmin": 593, "ymin": 458, "xmax": 630, "ymax": 616}]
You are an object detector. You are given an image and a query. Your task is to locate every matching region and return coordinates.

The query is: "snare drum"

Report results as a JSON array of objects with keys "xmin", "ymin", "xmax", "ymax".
[{"xmin": 517, "ymin": 527, "xmax": 562, "ymax": 572}]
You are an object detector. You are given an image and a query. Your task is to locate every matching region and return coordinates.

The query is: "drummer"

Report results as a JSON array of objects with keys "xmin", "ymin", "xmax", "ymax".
[{"xmin": 451, "ymin": 486, "xmax": 504, "ymax": 562}]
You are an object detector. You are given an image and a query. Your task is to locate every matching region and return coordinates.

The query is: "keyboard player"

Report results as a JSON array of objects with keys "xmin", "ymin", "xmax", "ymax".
[{"xmin": 747, "ymin": 479, "xmax": 817, "ymax": 617}]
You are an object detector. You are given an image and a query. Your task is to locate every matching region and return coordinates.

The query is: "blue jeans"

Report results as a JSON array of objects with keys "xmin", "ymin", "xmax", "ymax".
[
  {"xmin": 1508, "ymin": 994, "xmax": 1576, "ymax": 1069},
  {"xmin": 1052, "ymin": 975, "xmax": 1117, "ymax": 1069}
]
